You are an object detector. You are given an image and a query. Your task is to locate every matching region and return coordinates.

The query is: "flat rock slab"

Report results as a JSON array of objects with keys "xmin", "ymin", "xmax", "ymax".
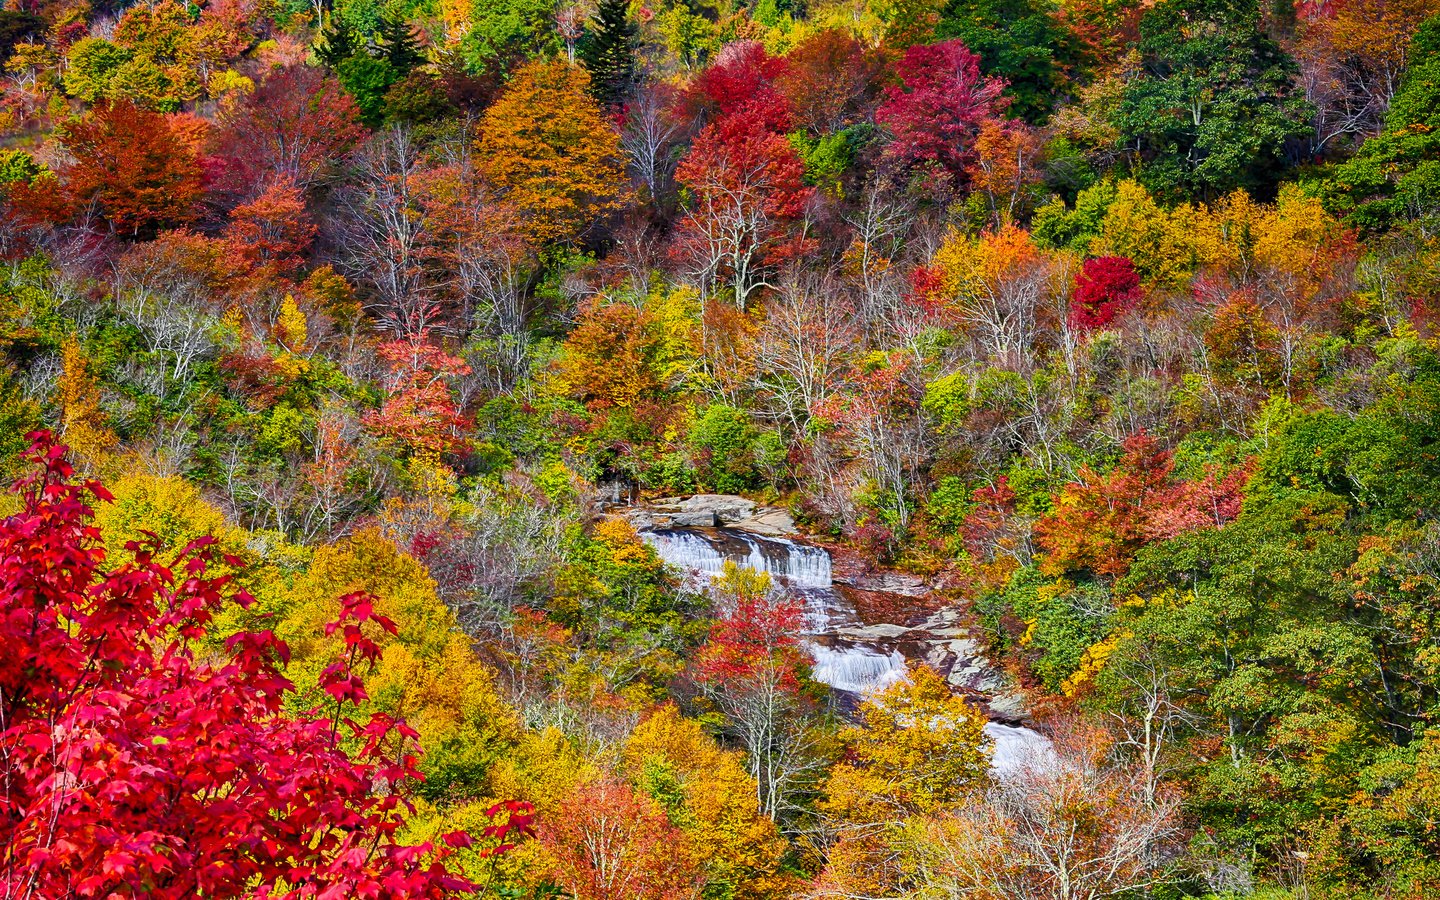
[
  {"xmin": 619, "ymin": 494, "xmax": 796, "ymax": 535},
  {"xmin": 734, "ymin": 507, "xmax": 796, "ymax": 535},
  {"xmin": 833, "ymin": 623, "xmax": 914, "ymax": 640}
]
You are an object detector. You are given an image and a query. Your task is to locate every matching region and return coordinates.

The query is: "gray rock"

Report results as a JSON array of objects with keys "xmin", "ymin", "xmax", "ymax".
[
  {"xmin": 663, "ymin": 510, "xmax": 720, "ymax": 527},
  {"xmin": 834, "ymin": 623, "xmax": 913, "ymax": 640},
  {"xmin": 735, "ymin": 507, "xmax": 796, "ymax": 536}
]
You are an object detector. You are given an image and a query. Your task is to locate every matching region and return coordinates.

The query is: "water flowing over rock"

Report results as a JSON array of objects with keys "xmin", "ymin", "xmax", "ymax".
[
  {"xmin": 637, "ymin": 521, "xmax": 1052, "ymax": 773},
  {"xmin": 641, "ymin": 528, "xmax": 831, "ymax": 588}
]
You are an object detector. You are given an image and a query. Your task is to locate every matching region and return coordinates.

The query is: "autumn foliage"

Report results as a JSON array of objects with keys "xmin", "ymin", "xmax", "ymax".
[
  {"xmin": 0, "ymin": 433, "xmax": 509, "ymax": 897},
  {"xmin": 1035, "ymin": 432, "xmax": 1249, "ymax": 578},
  {"xmin": 49, "ymin": 100, "xmax": 204, "ymax": 234}
]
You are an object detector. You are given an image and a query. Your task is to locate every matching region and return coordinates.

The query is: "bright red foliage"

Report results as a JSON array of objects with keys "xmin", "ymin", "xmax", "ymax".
[
  {"xmin": 224, "ymin": 177, "xmax": 317, "ymax": 274},
  {"xmin": 875, "ymin": 40, "xmax": 1005, "ymax": 190},
  {"xmin": 688, "ymin": 40, "xmax": 793, "ymax": 131},
  {"xmin": 1035, "ymin": 432, "xmax": 1250, "ymax": 578},
  {"xmin": 673, "ymin": 105, "xmax": 813, "ymax": 308},
  {"xmin": 49, "ymin": 100, "xmax": 205, "ymax": 235},
  {"xmin": 693, "ymin": 585, "xmax": 807, "ymax": 695},
  {"xmin": 1071, "ymin": 256, "xmax": 1142, "ymax": 332},
  {"xmin": 364, "ymin": 334, "xmax": 472, "ymax": 457},
  {"xmin": 0, "ymin": 433, "xmax": 503, "ymax": 898},
  {"xmin": 211, "ymin": 66, "xmax": 367, "ymax": 199}
]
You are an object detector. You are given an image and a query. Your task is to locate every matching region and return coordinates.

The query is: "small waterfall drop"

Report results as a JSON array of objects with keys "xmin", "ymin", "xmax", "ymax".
[
  {"xmin": 640, "ymin": 521, "xmax": 1055, "ymax": 776},
  {"xmin": 810, "ymin": 643, "xmax": 910, "ymax": 694},
  {"xmin": 641, "ymin": 529, "xmax": 832, "ymax": 588},
  {"xmin": 984, "ymin": 722, "xmax": 1058, "ymax": 774}
]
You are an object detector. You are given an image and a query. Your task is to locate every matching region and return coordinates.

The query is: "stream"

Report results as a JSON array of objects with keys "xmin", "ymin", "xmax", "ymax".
[{"xmin": 639, "ymin": 526, "xmax": 1052, "ymax": 773}]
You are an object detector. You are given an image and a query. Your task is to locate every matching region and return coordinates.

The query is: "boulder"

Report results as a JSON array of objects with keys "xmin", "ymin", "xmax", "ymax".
[{"xmin": 665, "ymin": 510, "xmax": 719, "ymax": 527}]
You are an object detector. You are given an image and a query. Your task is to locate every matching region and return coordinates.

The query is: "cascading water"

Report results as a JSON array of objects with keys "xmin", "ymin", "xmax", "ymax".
[
  {"xmin": 641, "ymin": 529, "xmax": 832, "ymax": 588},
  {"xmin": 640, "ymin": 528, "xmax": 907, "ymax": 693},
  {"xmin": 640, "ymin": 523, "xmax": 1054, "ymax": 774}
]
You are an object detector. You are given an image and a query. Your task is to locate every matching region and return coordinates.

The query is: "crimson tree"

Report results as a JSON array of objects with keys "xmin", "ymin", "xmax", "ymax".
[{"xmin": 0, "ymin": 432, "xmax": 526, "ymax": 898}]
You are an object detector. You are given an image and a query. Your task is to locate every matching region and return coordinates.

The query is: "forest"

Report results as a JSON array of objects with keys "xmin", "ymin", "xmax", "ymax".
[{"xmin": 1, "ymin": 0, "xmax": 1439, "ymax": 896}]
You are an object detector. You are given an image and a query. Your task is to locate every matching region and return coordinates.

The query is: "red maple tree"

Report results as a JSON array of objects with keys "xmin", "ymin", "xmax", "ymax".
[
  {"xmin": 46, "ymin": 100, "xmax": 206, "ymax": 236},
  {"xmin": 1034, "ymin": 432, "xmax": 1249, "ymax": 578},
  {"xmin": 1070, "ymin": 256, "xmax": 1142, "ymax": 332},
  {"xmin": 875, "ymin": 40, "xmax": 1005, "ymax": 192},
  {"xmin": 0, "ymin": 432, "xmax": 528, "ymax": 898},
  {"xmin": 673, "ymin": 105, "xmax": 812, "ymax": 309},
  {"xmin": 364, "ymin": 333, "xmax": 472, "ymax": 458}
]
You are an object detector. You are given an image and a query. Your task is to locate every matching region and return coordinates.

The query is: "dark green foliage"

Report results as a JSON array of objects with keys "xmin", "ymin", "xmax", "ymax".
[
  {"xmin": 579, "ymin": 0, "xmax": 638, "ymax": 106},
  {"xmin": 934, "ymin": 0, "xmax": 1081, "ymax": 122},
  {"xmin": 454, "ymin": 0, "xmax": 556, "ymax": 71},
  {"xmin": 376, "ymin": 13, "xmax": 425, "ymax": 74},
  {"xmin": 0, "ymin": 10, "xmax": 45, "ymax": 59},
  {"xmin": 976, "ymin": 567, "xmax": 1112, "ymax": 692},
  {"xmin": 337, "ymin": 54, "xmax": 399, "ymax": 126},
  {"xmin": 1245, "ymin": 352, "xmax": 1440, "ymax": 525},
  {"xmin": 384, "ymin": 71, "xmax": 457, "ymax": 125},
  {"xmin": 1116, "ymin": 0, "xmax": 1311, "ymax": 200},
  {"xmin": 314, "ymin": 14, "xmax": 360, "ymax": 68},
  {"xmin": 689, "ymin": 403, "xmax": 760, "ymax": 494}
]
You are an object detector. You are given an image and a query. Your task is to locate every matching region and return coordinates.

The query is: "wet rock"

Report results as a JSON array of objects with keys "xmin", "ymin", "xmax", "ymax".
[
  {"xmin": 620, "ymin": 494, "xmax": 797, "ymax": 533},
  {"xmin": 666, "ymin": 510, "xmax": 720, "ymax": 527}
]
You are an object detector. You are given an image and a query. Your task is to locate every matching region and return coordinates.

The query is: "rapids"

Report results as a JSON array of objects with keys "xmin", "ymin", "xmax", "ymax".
[{"xmin": 639, "ymin": 525, "xmax": 1052, "ymax": 773}]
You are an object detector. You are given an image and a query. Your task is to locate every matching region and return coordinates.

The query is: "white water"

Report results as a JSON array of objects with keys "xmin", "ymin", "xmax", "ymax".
[
  {"xmin": 984, "ymin": 722, "xmax": 1057, "ymax": 774},
  {"xmin": 641, "ymin": 524, "xmax": 1054, "ymax": 774},
  {"xmin": 641, "ymin": 529, "xmax": 832, "ymax": 588},
  {"xmin": 809, "ymin": 643, "xmax": 911, "ymax": 694}
]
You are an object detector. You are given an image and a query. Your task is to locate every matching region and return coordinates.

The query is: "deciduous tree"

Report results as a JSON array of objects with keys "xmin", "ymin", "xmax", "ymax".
[
  {"xmin": 57, "ymin": 100, "xmax": 203, "ymax": 236},
  {"xmin": 0, "ymin": 433, "xmax": 502, "ymax": 898},
  {"xmin": 478, "ymin": 59, "xmax": 626, "ymax": 244},
  {"xmin": 875, "ymin": 39, "xmax": 1005, "ymax": 194}
]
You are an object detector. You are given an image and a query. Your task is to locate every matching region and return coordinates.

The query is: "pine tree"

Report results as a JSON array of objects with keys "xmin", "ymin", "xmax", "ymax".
[
  {"xmin": 314, "ymin": 14, "xmax": 357, "ymax": 68},
  {"xmin": 579, "ymin": 0, "xmax": 637, "ymax": 107},
  {"xmin": 376, "ymin": 14, "xmax": 424, "ymax": 75}
]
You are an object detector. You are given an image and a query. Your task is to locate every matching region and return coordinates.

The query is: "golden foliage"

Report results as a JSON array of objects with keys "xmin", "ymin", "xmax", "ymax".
[
  {"xmin": 478, "ymin": 60, "xmax": 626, "ymax": 245},
  {"xmin": 56, "ymin": 338, "xmax": 116, "ymax": 466}
]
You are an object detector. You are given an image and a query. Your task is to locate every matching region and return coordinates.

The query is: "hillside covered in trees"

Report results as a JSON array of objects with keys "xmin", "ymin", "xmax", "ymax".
[{"xmin": 3, "ymin": 0, "xmax": 1440, "ymax": 897}]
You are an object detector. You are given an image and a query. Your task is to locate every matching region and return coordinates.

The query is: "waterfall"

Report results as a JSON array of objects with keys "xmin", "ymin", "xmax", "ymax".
[
  {"xmin": 984, "ymin": 722, "xmax": 1056, "ymax": 774},
  {"xmin": 640, "ymin": 529, "xmax": 832, "ymax": 588},
  {"xmin": 809, "ymin": 644, "xmax": 910, "ymax": 694},
  {"xmin": 639, "ymin": 521, "xmax": 1056, "ymax": 776}
]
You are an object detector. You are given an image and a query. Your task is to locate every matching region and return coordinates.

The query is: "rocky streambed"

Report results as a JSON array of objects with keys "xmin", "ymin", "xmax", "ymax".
[{"xmin": 614, "ymin": 495, "xmax": 1050, "ymax": 772}]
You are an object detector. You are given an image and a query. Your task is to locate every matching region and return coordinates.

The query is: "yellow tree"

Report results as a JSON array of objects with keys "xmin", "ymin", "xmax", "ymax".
[
  {"xmin": 478, "ymin": 59, "xmax": 626, "ymax": 245},
  {"xmin": 817, "ymin": 666, "xmax": 989, "ymax": 897},
  {"xmin": 1090, "ymin": 179, "xmax": 1217, "ymax": 289},
  {"xmin": 621, "ymin": 705, "xmax": 795, "ymax": 900},
  {"xmin": 56, "ymin": 338, "xmax": 117, "ymax": 466},
  {"xmin": 275, "ymin": 530, "xmax": 520, "ymax": 798}
]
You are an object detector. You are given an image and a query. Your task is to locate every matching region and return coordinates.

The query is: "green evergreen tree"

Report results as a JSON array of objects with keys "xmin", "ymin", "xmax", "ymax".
[
  {"xmin": 314, "ymin": 14, "xmax": 358, "ymax": 68},
  {"xmin": 376, "ymin": 14, "xmax": 425, "ymax": 75},
  {"xmin": 578, "ymin": 0, "xmax": 637, "ymax": 107},
  {"xmin": 934, "ymin": 0, "xmax": 1081, "ymax": 122}
]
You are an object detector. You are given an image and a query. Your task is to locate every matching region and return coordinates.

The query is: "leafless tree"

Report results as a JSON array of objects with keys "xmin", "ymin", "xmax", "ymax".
[
  {"xmin": 338, "ymin": 126, "xmax": 437, "ymax": 339},
  {"xmin": 907, "ymin": 725, "xmax": 1181, "ymax": 900},
  {"xmin": 620, "ymin": 80, "xmax": 681, "ymax": 206},
  {"xmin": 752, "ymin": 272, "xmax": 858, "ymax": 437}
]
